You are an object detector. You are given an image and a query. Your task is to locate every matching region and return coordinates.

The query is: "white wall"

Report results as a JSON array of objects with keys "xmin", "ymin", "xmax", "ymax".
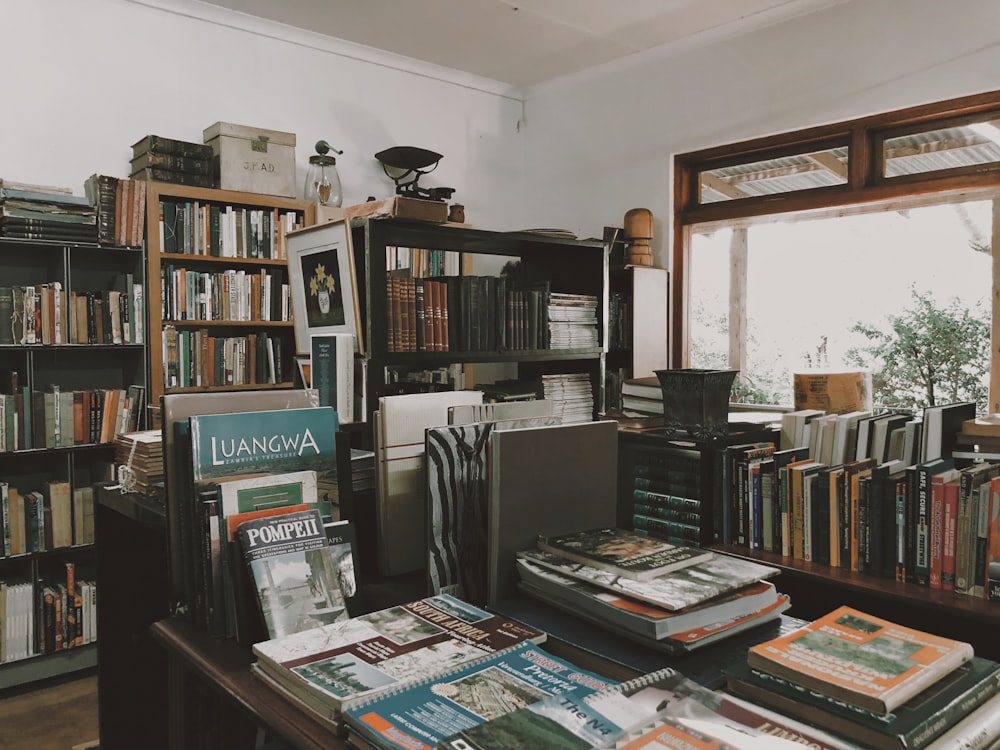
[
  {"xmin": 1, "ymin": 0, "xmax": 527, "ymax": 230},
  {"xmin": 4, "ymin": 0, "xmax": 999, "ymax": 259},
  {"xmin": 521, "ymin": 0, "xmax": 1000, "ymax": 262}
]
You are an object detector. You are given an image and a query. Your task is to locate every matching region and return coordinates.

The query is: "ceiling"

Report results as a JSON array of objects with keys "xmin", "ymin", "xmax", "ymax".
[{"xmin": 196, "ymin": 0, "xmax": 848, "ymax": 89}]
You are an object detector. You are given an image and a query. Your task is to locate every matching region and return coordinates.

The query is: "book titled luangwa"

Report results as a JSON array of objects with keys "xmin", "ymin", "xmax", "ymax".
[
  {"xmin": 747, "ymin": 605, "xmax": 974, "ymax": 716},
  {"xmin": 537, "ymin": 527, "xmax": 712, "ymax": 581}
]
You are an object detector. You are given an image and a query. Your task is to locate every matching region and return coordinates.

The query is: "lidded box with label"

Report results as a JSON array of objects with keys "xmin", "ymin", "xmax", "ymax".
[{"xmin": 203, "ymin": 122, "xmax": 297, "ymax": 197}]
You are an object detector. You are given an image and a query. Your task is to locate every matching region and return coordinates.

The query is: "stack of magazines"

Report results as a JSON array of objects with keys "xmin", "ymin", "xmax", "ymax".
[
  {"xmin": 726, "ymin": 605, "xmax": 1000, "ymax": 750},
  {"xmin": 515, "ymin": 527, "xmax": 790, "ymax": 654}
]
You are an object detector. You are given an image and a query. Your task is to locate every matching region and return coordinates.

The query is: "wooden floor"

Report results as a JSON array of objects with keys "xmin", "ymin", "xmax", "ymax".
[{"xmin": 0, "ymin": 672, "xmax": 99, "ymax": 750}]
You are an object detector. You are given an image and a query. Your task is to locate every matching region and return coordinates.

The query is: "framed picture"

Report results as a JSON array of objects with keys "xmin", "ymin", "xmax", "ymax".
[
  {"xmin": 295, "ymin": 355, "xmax": 312, "ymax": 388},
  {"xmin": 287, "ymin": 219, "xmax": 363, "ymax": 355}
]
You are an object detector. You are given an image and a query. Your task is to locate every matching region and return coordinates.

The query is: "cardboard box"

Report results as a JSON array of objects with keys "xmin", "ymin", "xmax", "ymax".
[
  {"xmin": 203, "ymin": 121, "xmax": 296, "ymax": 197},
  {"xmin": 343, "ymin": 195, "xmax": 448, "ymax": 223}
]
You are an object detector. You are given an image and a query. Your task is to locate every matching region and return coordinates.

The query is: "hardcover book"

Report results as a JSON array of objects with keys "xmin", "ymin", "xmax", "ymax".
[
  {"xmin": 486, "ymin": 420, "xmax": 619, "ymax": 605},
  {"xmin": 536, "ymin": 527, "xmax": 712, "ymax": 581},
  {"xmin": 252, "ymin": 594, "xmax": 546, "ymax": 723},
  {"xmin": 746, "ymin": 605, "xmax": 974, "ymax": 715},
  {"xmin": 236, "ymin": 506, "xmax": 348, "ymax": 639},
  {"xmin": 426, "ymin": 415, "xmax": 563, "ymax": 604},
  {"xmin": 516, "ymin": 548, "xmax": 778, "ymax": 612},
  {"xmin": 343, "ymin": 640, "xmax": 617, "ymax": 750},
  {"xmin": 726, "ymin": 655, "xmax": 1000, "ymax": 750}
]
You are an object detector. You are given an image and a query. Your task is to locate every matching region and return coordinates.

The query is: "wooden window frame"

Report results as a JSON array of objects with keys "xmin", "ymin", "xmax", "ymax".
[{"xmin": 673, "ymin": 90, "xmax": 1000, "ymax": 408}]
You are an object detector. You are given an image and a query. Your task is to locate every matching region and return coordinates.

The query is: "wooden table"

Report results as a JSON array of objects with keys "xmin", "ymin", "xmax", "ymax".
[{"xmin": 150, "ymin": 617, "xmax": 343, "ymax": 750}]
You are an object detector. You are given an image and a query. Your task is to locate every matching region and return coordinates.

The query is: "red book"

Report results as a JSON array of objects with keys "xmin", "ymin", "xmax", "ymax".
[
  {"xmin": 930, "ymin": 468, "xmax": 960, "ymax": 590},
  {"xmin": 942, "ymin": 478, "xmax": 960, "ymax": 591}
]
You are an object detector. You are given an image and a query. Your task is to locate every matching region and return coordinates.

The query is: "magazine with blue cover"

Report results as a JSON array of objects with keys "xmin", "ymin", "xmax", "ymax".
[{"xmin": 343, "ymin": 640, "xmax": 617, "ymax": 750}]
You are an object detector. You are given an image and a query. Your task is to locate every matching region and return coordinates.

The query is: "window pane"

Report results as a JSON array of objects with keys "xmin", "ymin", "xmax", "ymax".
[
  {"xmin": 690, "ymin": 200, "xmax": 993, "ymax": 410},
  {"xmin": 698, "ymin": 147, "xmax": 848, "ymax": 204},
  {"xmin": 883, "ymin": 121, "xmax": 1000, "ymax": 177}
]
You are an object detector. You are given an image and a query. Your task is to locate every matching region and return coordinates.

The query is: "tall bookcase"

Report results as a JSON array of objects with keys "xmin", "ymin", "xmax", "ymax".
[
  {"xmin": 143, "ymin": 184, "xmax": 313, "ymax": 415},
  {"xmin": 349, "ymin": 218, "xmax": 609, "ymax": 427},
  {"xmin": 0, "ymin": 237, "xmax": 147, "ymax": 690},
  {"xmin": 604, "ymin": 226, "xmax": 669, "ymax": 411}
]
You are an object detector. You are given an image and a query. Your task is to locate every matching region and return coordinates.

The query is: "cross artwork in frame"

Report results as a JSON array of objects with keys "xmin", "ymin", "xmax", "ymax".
[{"xmin": 287, "ymin": 219, "xmax": 363, "ymax": 355}]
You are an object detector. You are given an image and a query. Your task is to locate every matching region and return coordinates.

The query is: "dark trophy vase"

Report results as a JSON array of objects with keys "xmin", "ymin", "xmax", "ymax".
[{"xmin": 654, "ymin": 368, "xmax": 739, "ymax": 438}]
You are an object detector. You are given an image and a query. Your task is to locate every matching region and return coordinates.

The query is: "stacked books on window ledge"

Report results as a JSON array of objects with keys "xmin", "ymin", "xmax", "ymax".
[
  {"xmin": 726, "ymin": 605, "xmax": 1000, "ymax": 750},
  {"xmin": 515, "ymin": 527, "xmax": 789, "ymax": 655}
]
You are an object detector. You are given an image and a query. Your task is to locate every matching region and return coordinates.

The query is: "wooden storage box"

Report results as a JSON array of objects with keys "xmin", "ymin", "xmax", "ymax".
[
  {"xmin": 343, "ymin": 195, "xmax": 448, "ymax": 223},
  {"xmin": 202, "ymin": 121, "xmax": 297, "ymax": 197}
]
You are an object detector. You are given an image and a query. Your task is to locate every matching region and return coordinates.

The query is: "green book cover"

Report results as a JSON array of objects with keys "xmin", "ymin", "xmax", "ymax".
[{"xmin": 188, "ymin": 406, "xmax": 338, "ymax": 483}]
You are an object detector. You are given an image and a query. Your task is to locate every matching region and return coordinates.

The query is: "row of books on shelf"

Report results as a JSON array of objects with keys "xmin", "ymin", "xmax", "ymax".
[
  {"xmin": 0, "ymin": 383, "xmax": 145, "ymax": 453},
  {"xmin": 1, "ymin": 480, "xmax": 95, "ymax": 558},
  {"xmin": 385, "ymin": 244, "xmax": 461, "ymax": 277},
  {"xmin": 608, "ymin": 290, "xmax": 633, "ymax": 351},
  {"xmin": 0, "ymin": 562, "xmax": 97, "ymax": 664},
  {"xmin": 84, "ymin": 174, "xmax": 147, "ymax": 247},
  {"xmin": 161, "ymin": 326, "xmax": 286, "ymax": 389},
  {"xmin": 0, "ymin": 279, "xmax": 144, "ymax": 346},
  {"xmin": 158, "ymin": 200, "xmax": 302, "ymax": 260},
  {"xmin": 385, "ymin": 274, "xmax": 599, "ymax": 353},
  {"xmin": 160, "ymin": 264, "xmax": 290, "ymax": 323}
]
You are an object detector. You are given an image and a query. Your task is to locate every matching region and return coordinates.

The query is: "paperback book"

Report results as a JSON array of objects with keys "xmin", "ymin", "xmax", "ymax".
[
  {"xmin": 516, "ymin": 549, "xmax": 779, "ymax": 612},
  {"xmin": 252, "ymin": 594, "xmax": 546, "ymax": 724},
  {"xmin": 236, "ymin": 506, "xmax": 349, "ymax": 639},
  {"xmin": 515, "ymin": 555, "xmax": 779, "ymax": 641},
  {"xmin": 343, "ymin": 640, "xmax": 617, "ymax": 750},
  {"xmin": 536, "ymin": 527, "xmax": 712, "ymax": 581},
  {"xmin": 726, "ymin": 655, "xmax": 1000, "ymax": 750},
  {"xmin": 746, "ymin": 605, "xmax": 975, "ymax": 715}
]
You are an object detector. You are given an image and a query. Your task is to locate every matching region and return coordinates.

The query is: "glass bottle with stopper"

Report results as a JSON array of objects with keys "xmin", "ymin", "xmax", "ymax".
[{"xmin": 305, "ymin": 140, "xmax": 343, "ymax": 207}]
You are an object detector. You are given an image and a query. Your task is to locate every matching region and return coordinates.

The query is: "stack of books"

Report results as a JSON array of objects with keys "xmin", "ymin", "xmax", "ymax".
[
  {"xmin": 130, "ymin": 134, "xmax": 215, "ymax": 188},
  {"xmin": 727, "ymin": 605, "xmax": 1000, "ymax": 749},
  {"xmin": 540, "ymin": 372, "xmax": 594, "ymax": 423},
  {"xmin": 515, "ymin": 527, "xmax": 790, "ymax": 654},
  {"xmin": 547, "ymin": 291, "xmax": 599, "ymax": 349},
  {"xmin": 113, "ymin": 429, "xmax": 163, "ymax": 497},
  {"xmin": 0, "ymin": 180, "xmax": 98, "ymax": 243},
  {"xmin": 620, "ymin": 375, "xmax": 663, "ymax": 415}
]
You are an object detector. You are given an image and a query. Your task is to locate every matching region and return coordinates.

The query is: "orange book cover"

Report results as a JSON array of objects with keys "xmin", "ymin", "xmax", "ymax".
[{"xmin": 747, "ymin": 605, "xmax": 973, "ymax": 715}]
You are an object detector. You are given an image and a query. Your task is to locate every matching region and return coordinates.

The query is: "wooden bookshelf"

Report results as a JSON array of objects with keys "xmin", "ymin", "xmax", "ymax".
[
  {"xmin": 350, "ymin": 218, "xmax": 609, "ymax": 426},
  {"xmin": 143, "ymin": 183, "xmax": 314, "ymax": 411}
]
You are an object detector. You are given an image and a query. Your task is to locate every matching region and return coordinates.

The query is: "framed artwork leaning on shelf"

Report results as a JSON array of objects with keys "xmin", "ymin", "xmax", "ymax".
[{"xmin": 287, "ymin": 218, "xmax": 363, "ymax": 355}]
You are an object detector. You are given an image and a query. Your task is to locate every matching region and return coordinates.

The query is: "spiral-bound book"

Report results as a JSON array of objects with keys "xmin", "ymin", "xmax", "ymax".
[
  {"xmin": 252, "ymin": 594, "xmax": 545, "ymax": 725},
  {"xmin": 343, "ymin": 640, "xmax": 617, "ymax": 750}
]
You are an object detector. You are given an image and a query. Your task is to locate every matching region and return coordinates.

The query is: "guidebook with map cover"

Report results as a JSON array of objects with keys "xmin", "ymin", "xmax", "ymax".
[
  {"xmin": 251, "ymin": 594, "xmax": 546, "ymax": 725},
  {"xmin": 343, "ymin": 640, "xmax": 616, "ymax": 750},
  {"xmin": 746, "ymin": 605, "xmax": 974, "ymax": 716}
]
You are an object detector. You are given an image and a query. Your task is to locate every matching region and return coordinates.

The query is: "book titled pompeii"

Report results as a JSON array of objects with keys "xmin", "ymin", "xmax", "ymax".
[
  {"xmin": 237, "ymin": 507, "xmax": 348, "ymax": 639},
  {"xmin": 189, "ymin": 406, "xmax": 338, "ymax": 485}
]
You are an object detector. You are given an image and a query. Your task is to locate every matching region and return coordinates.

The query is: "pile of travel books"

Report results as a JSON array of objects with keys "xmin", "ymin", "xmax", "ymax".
[
  {"xmin": 727, "ymin": 605, "xmax": 1000, "ymax": 749},
  {"xmin": 515, "ymin": 527, "xmax": 790, "ymax": 654}
]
